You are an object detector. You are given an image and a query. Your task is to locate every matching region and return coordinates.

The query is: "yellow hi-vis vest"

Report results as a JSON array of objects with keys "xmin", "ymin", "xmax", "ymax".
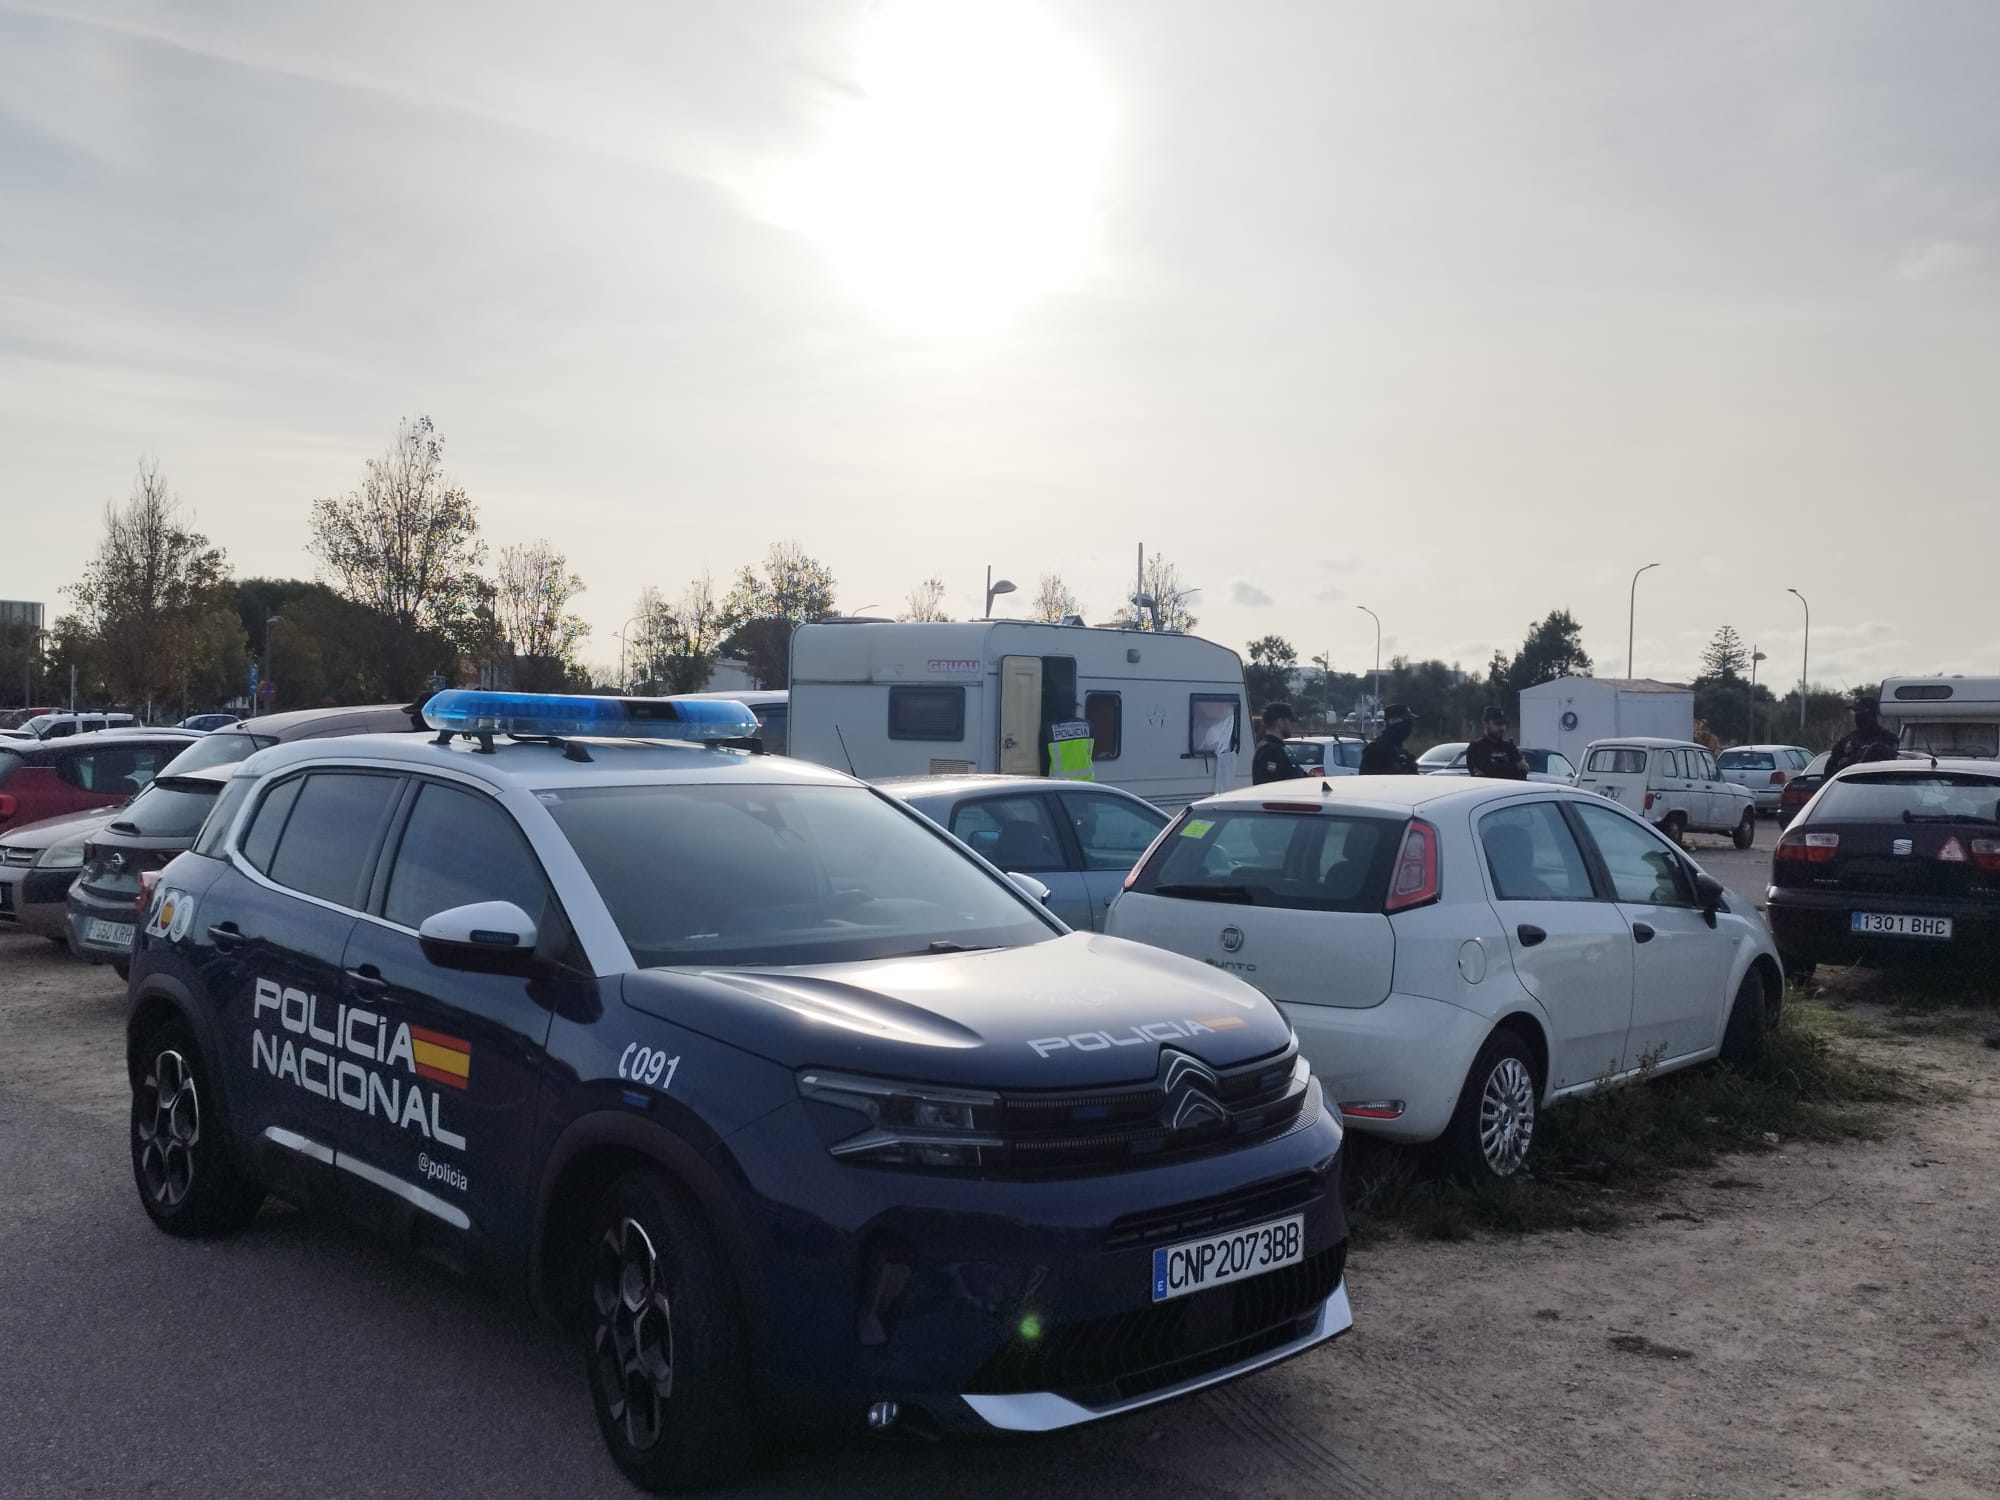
[{"xmin": 1048, "ymin": 721, "xmax": 1094, "ymax": 780}]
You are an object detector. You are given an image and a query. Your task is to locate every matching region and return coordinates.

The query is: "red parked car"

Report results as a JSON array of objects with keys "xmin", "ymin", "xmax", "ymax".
[{"xmin": 0, "ymin": 729, "xmax": 196, "ymax": 837}]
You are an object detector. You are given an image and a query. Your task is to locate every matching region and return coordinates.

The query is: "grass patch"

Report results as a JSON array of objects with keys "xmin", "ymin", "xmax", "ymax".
[{"xmin": 1346, "ymin": 995, "xmax": 1922, "ymax": 1242}]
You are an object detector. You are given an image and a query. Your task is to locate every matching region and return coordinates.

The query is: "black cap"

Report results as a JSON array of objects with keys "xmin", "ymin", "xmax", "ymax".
[
  {"xmin": 1262, "ymin": 702, "xmax": 1295, "ymax": 723},
  {"xmin": 1384, "ymin": 703, "xmax": 1415, "ymax": 722},
  {"xmin": 1482, "ymin": 705, "xmax": 1507, "ymax": 722},
  {"xmin": 1852, "ymin": 692, "xmax": 1879, "ymax": 712}
]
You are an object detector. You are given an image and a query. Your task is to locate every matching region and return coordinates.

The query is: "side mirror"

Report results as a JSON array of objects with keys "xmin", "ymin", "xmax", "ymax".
[
  {"xmin": 1693, "ymin": 872, "xmax": 1726, "ymax": 925},
  {"xmin": 1006, "ymin": 872, "xmax": 1052, "ymax": 906},
  {"xmin": 419, "ymin": 900, "xmax": 540, "ymax": 975}
]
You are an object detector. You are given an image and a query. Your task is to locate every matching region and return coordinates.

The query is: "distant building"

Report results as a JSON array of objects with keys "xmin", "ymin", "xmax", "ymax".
[{"xmin": 0, "ymin": 600, "xmax": 45, "ymax": 631}]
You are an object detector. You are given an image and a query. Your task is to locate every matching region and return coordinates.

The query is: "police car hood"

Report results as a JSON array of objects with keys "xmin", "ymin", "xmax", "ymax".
[{"xmin": 621, "ymin": 933, "xmax": 1289, "ymax": 1087}]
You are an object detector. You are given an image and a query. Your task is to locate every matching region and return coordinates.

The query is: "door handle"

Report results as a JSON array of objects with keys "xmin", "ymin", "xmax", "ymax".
[
  {"xmin": 1632, "ymin": 922, "xmax": 1656, "ymax": 944},
  {"xmin": 1516, "ymin": 924, "xmax": 1547, "ymax": 947},
  {"xmin": 207, "ymin": 923, "xmax": 245, "ymax": 952},
  {"xmin": 344, "ymin": 964, "xmax": 388, "ymax": 992}
]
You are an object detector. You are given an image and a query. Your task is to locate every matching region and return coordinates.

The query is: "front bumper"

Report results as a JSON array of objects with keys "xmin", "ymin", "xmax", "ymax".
[
  {"xmin": 719, "ymin": 1084, "xmax": 1351, "ymax": 1435},
  {"xmin": 0, "ymin": 865, "xmax": 78, "ymax": 940},
  {"xmin": 1767, "ymin": 888, "xmax": 2000, "ymax": 967}
]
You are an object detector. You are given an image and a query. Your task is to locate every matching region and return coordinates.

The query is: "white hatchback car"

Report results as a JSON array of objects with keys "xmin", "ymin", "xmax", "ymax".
[
  {"xmin": 1107, "ymin": 777, "xmax": 1781, "ymax": 1178},
  {"xmin": 1573, "ymin": 738, "xmax": 1758, "ymax": 849}
]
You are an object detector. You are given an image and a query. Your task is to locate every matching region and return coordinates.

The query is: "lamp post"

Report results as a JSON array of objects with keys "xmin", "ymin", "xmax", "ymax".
[
  {"xmin": 984, "ymin": 567, "xmax": 1016, "ymax": 620},
  {"xmin": 262, "ymin": 613, "xmax": 282, "ymax": 711},
  {"xmin": 1750, "ymin": 648, "xmax": 1767, "ymax": 742},
  {"xmin": 1310, "ymin": 652, "xmax": 1332, "ymax": 729},
  {"xmin": 1627, "ymin": 562, "xmax": 1660, "ymax": 678},
  {"xmin": 1787, "ymin": 588, "xmax": 1810, "ymax": 734},
  {"xmin": 615, "ymin": 613, "xmax": 644, "ymax": 694},
  {"xmin": 1355, "ymin": 606, "xmax": 1382, "ymax": 732}
]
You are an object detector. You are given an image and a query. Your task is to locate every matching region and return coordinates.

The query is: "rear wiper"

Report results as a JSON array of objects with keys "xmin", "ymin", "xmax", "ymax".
[
  {"xmin": 1902, "ymin": 811, "xmax": 2000, "ymax": 825},
  {"xmin": 1150, "ymin": 882, "xmax": 1254, "ymax": 904}
]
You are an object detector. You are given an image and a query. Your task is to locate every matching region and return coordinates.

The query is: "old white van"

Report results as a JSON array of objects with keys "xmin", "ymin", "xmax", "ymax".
[{"xmin": 1574, "ymin": 737, "xmax": 1757, "ymax": 848}]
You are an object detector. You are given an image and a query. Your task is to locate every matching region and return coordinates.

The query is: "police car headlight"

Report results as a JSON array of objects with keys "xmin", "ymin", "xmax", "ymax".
[{"xmin": 798, "ymin": 1070, "xmax": 1003, "ymax": 1168}]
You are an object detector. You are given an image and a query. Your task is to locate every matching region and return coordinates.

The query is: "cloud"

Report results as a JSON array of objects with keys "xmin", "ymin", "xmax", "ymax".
[
  {"xmin": 1313, "ymin": 584, "xmax": 1344, "ymax": 604},
  {"xmin": 1896, "ymin": 240, "xmax": 1980, "ymax": 283},
  {"xmin": 1231, "ymin": 581, "xmax": 1274, "ymax": 607}
]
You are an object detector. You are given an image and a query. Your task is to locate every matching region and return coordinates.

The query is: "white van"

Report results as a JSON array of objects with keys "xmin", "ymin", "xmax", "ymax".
[
  {"xmin": 1877, "ymin": 676, "xmax": 2000, "ymax": 759},
  {"xmin": 789, "ymin": 620, "xmax": 1248, "ymax": 809},
  {"xmin": 1574, "ymin": 737, "xmax": 1757, "ymax": 848}
]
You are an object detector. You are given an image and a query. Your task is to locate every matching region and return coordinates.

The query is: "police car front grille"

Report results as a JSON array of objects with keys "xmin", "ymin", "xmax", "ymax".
[
  {"xmin": 964, "ymin": 1241, "xmax": 1346, "ymax": 1399},
  {"xmin": 984, "ymin": 1048, "xmax": 1308, "ymax": 1174},
  {"xmin": 1102, "ymin": 1173, "xmax": 1320, "ymax": 1252}
]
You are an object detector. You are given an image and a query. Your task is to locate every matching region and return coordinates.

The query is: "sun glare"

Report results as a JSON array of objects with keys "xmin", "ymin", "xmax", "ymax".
[{"xmin": 763, "ymin": 0, "xmax": 1114, "ymax": 335}]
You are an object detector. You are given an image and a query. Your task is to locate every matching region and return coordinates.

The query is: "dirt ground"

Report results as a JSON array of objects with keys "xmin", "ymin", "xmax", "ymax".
[{"xmin": 4, "ymin": 928, "xmax": 1997, "ymax": 1499}]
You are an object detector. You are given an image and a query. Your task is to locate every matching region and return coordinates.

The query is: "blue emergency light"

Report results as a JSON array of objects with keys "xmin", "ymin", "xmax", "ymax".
[{"xmin": 420, "ymin": 690, "xmax": 761, "ymax": 743}]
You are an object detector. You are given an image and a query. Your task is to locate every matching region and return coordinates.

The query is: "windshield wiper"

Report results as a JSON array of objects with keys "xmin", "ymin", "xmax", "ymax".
[
  {"xmin": 905, "ymin": 940, "xmax": 1001, "ymax": 956},
  {"xmin": 1150, "ymin": 882, "xmax": 1254, "ymax": 904},
  {"xmin": 1902, "ymin": 811, "xmax": 2000, "ymax": 825}
]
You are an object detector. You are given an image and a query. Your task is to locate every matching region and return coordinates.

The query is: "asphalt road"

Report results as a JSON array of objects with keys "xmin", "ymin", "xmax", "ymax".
[{"xmin": 0, "ymin": 820, "xmax": 1789, "ymax": 1500}]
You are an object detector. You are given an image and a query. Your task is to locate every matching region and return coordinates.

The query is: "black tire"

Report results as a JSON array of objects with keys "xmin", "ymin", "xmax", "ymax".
[
  {"xmin": 130, "ymin": 1018, "xmax": 264, "ymax": 1236},
  {"xmin": 1660, "ymin": 812, "xmax": 1689, "ymax": 849},
  {"xmin": 1731, "ymin": 812, "xmax": 1756, "ymax": 850},
  {"xmin": 1719, "ymin": 972, "xmax": 1768, "ymax": 1069},
  {"xmin": 1441, "ymin": 1029, "xmax": 1539, "ymax": 1180},
  {"xmin": 581, "ymin": 1168, "xmax": 754, "ymax": 1492}
]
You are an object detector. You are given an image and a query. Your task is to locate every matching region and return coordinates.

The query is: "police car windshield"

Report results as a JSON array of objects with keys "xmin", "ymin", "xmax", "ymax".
[
  {"xmin": 540, "ymin": 782, "xmax": 1056, "ymax": 968},
  {"xmin": 158, "ymin": 730, "xmax": 278, "ymax": 777}
]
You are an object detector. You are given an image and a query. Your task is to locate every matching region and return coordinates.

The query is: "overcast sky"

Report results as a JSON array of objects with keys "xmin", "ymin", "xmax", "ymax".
[{"xmin": 4, "ymin": 0, "xmax": 1997, "ymax": 687}]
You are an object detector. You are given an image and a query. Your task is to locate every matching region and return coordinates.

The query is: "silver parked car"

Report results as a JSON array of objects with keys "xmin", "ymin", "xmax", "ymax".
[
  {"xmin": 878, "ymin": 775, "xmax": 1169, "ymax": 932},
  {"xmin": 1715, "ymin": 744, "xmax": 1810, "ymax": 813}
]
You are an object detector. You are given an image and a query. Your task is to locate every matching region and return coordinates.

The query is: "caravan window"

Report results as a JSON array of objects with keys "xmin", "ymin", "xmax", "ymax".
[
  {"xmin": 1188, "ymin": 695, "xmax": 1241, "ymax": 755},
  {"xmin": 1084, "ymin": 691, "xmax": 1122, "ymax": 760},
  {"xmin": 888, "ymin": 687, "xmax": 965, "ymax": 741}
]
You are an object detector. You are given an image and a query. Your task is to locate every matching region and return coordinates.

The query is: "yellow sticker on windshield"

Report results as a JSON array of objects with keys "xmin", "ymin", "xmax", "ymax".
[{"xmin": 1180, "ymin": 819, "xmax": 1214, "ymax": 838}]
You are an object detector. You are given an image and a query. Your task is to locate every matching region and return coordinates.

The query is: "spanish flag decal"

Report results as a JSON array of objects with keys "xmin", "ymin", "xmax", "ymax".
[
  {"xmin": 408, "ymin": 1025, "xmax": 472, "ymax": 1090},
  {"xmin": 1196, "ymin": 1015, "xmax": 1248, "ymax": 1030}
]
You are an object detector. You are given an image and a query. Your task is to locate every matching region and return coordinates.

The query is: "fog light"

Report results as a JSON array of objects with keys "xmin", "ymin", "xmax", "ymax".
[{"xmin": 866, "ymin": 1401, "xmax": 900, "ymax": 1431}]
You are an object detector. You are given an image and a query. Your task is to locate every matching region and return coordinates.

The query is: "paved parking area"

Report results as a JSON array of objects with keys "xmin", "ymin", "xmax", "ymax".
[{"xmin": 3, "ymin": 818, "xmax": 1996, "ymax": 1500}]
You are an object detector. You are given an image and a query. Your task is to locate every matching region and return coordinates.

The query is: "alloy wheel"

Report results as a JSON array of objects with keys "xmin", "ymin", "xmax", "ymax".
[
  {"xmin": 591, "ymin": 1217, "xmax": 676, "ymax": 1452},
  {"xmin": 135, "ymin": 1049, "xmax": 200, "ymax": 1208},
  {"xmin": 1478, "ymin": 1056, "xmax": 1536, "ymax": 1176}
]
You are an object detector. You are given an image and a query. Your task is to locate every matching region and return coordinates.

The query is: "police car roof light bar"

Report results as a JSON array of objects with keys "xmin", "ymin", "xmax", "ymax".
[{"xmin": 420, "ymin": 690, "xmax": 763, "ymax": 749}]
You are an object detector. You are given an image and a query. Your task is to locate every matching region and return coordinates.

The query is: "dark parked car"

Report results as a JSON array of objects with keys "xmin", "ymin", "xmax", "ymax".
[
  {"xmin": 67, "ymin": 765, "xmax": 236, "ymax": 973},
  {"xmin": 0, "ymin": 729, "xmax": 196, "ymax": 838},
  {"xmin": 177, "ymin": 713, "xmax": 240, "ymax": 732},
  {"xmin": 151, "ymin": 702, "xmax": 427, "ymax": 780},
  {"xmin": 1767, "ymin": 759, "xmax": 2000, "ymax": 978},
  {"xmin": 0, "ymin": 808, "xmax": 108, "ymax": 942}
]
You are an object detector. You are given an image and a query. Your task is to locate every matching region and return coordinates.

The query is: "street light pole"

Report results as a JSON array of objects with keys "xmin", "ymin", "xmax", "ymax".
[
  {"xmin": 1356, "ymin": 606, "xmax": 1382, "ymax": 732},
  {"xmin": 1750, "ymin": 648, "xmax": 1767, "ymax": 742},
  {"xmin": 615, "ymin": 613, "xmax": 644, "ymax": 694},
  {"xmin": 1627, "ymin": 562, "xmax": 1661, "ymax": 678},
  {"xmin": 1787, "ymin": 588, "xmax": 1810, "ymax": 734},
  {"xmin": 984, "ymin": 566, "xmax": 1017, "ymax": 620}
]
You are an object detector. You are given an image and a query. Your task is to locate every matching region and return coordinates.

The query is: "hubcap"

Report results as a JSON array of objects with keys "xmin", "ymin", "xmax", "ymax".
[
  {"xmin": 135, "ymin": 1049, "xmax": 199, "ymax": 1207},
  {"xmin": 591, "ymin": 1217, "xmax": 674, "ymax": 1451},
  {"xmin": 1478, "ymin": 1057, "xmax": 1536, "ymax": 1176}
]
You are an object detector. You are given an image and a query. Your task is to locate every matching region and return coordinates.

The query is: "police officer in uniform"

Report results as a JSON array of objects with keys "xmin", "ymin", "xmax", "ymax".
[
  {"xmin": 1824, "ymin": 693, "xmax": 1899, "ymax": 777},
  {"xmin": 1464, "ymin": 706, "xmax": 1529, "ymax": 780},
  {"xmin": 1251, "ymin": 702, "xmax": 1306, "ymax": 784},
  {"xmin": 1359, "ymin": 704, "xmax": 1419, "ymax": 775}
]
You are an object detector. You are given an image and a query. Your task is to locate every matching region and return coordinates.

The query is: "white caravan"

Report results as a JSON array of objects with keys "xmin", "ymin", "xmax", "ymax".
[
  {"xmin": 788, "ymin": 620, "xmax": 1249, "ymax": 809},
  {"xmin": 1876, "ymin": 676, "xmax": 2000, "ymax": 759}
]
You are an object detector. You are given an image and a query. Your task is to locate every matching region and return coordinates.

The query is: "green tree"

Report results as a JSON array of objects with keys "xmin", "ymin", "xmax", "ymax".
[
  {"xmin": 1030, "ymin": 574, "xmax": 1082, "ymax": 623},
  {"xmin": 1701, "ymin": 625, "xmax": 1749, "ymax": 680},
  {"xmin": 631, "ymin": 574, "xmax": 736, "ymax": 695},
  {"xmin": 1692, "ymin": 625, "xmax": 1757, "ymax": 745},
  {"xmin": 307, "ymin": 415, "xmax": 486, "ymax": 694},
  {"xmin": 492, "ymin": 541, "xmax": 589, "ymax": 692},
  {"xmin": 721, "ymin": 542, "xmax": 838, "ymax": 688},
  {"xmin": 1136, "ymin": 552, "xmax": 1199, "ymax": 633},
  {"xmin": 1500, "ymin": 609, "xmax": 1592, "ymax": 695},
  {"xmin": 899, "ymin": 576, "xmax": 951, "ymax": 622},
  {"xmin": 64, "ymin": 459, "xmax": 238, "ymax": 716},
  {"xmin": 1244, "ymin": 635, "xmax": 1297, "ymax": 709}
]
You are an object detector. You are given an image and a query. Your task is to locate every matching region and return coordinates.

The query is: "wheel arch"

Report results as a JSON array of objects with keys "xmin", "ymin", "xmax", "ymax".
[
  {"xmin": 1746, "ymin": 950, "xmax": 1784, "ymax": 1023},
  {"xmin": 1490, "ymin": 1009, "xmax": 1550, "ymax": 1099},
  {"xmin": 530, "ymin": 1112, "xmax": 763, "ymax": 1343}
]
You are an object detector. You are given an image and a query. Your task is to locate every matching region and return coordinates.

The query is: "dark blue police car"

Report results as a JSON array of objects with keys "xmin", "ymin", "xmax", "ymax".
[{"xmin": 125, "ymin": 692, "xmax": 1351, "ymax": 1490}]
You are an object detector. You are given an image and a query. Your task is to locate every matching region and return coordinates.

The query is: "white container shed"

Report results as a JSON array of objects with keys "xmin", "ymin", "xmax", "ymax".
[{"xmin": 1517, "ymin": 677, "xmax": 1695, "ymax": 767}]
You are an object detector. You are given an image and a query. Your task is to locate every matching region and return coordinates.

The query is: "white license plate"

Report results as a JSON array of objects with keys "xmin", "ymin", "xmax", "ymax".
[
  {"xmin": 86, "ymin": 919, "xmax": 135, "ymax": 947},
  {"xmin": 1850, "ymin": 912, "xmax": 1952, "ymax": 939},
  {"xmin": 1151, "ymin": 1214, "xmax": 1304, "ymax": 1303}
]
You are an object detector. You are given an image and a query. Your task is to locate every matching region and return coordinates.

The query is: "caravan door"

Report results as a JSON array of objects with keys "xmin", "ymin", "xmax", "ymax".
[{"xmin": 999, "ymin": 656, "xmax": 1043, "ymax": 775}]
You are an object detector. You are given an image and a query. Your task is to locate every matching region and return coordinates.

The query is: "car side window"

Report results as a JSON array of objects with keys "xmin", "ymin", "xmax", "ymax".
[
  {"xmin": 948, "ymin": 794, "xmax": 1068, "ymax": 873},
  {"xmin": 1572, "ymin": 803, "xmax": 1694, "ymax": 908},
  {"xmin": 264, "ymin": 772, "xmax": 402, "ymax": 908},
  {"xmin": 1696, "ymin": 751, "xmax": 1719, "ymax": 780},
  {"xmin": 239, "ymin": 777, "xmax": 302, "ymax": 873},
  {"xmin": 1064, "ymin": 792, "xmax": 1165, "ymax": 872},
  {"xmin": 383, "ymin": 781, "xmax": 553, "ymax": 929},
  {"xmin": 1479, "ymin": 802, "xmax": 1596, "ymax": 902}
]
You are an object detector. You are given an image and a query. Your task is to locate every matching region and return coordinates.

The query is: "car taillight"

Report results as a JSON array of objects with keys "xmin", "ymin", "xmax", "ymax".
[
  {"xmin": 1768, "ymin": 772, "xmax": 1787, "ymax": 786},
  {"xmin": 0, "ymin": 794, "xmax": 14, "ymax": 818},
  {"xmin": 1385, "ymin": 818, "xmax": 1441, "ymax": 912},
  {"xmin": 1775, "ymin": 831, "xmax": 1839, "ymax": 863},
  {"xmin": 1971, "ymin": 839, "xmax": 2000, "ymax": 873}
]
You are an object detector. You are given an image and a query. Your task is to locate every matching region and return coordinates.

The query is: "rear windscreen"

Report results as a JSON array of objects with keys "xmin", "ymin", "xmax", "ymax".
[
  {"xmin": 1586, "ymin": 748, "xmax": 1647, "ymax": 775},
  {"xmin": 1130, "ymin": 809, "xmax": 1400, "ymax": 912},
  {"xmin": 120, "ymin": 781, "xmax": 222, "ymax": 838},
  {"xmin": 1812, "ymin": 774, "xmax": 2000, "ymax": 823},
  {"xmin": 159, "ymin": 731, "xmax": 277, "ymax": 777},
  {"xmin": 1717, "ymin": 751, "xmax": 1774, "ymax": 770}
]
